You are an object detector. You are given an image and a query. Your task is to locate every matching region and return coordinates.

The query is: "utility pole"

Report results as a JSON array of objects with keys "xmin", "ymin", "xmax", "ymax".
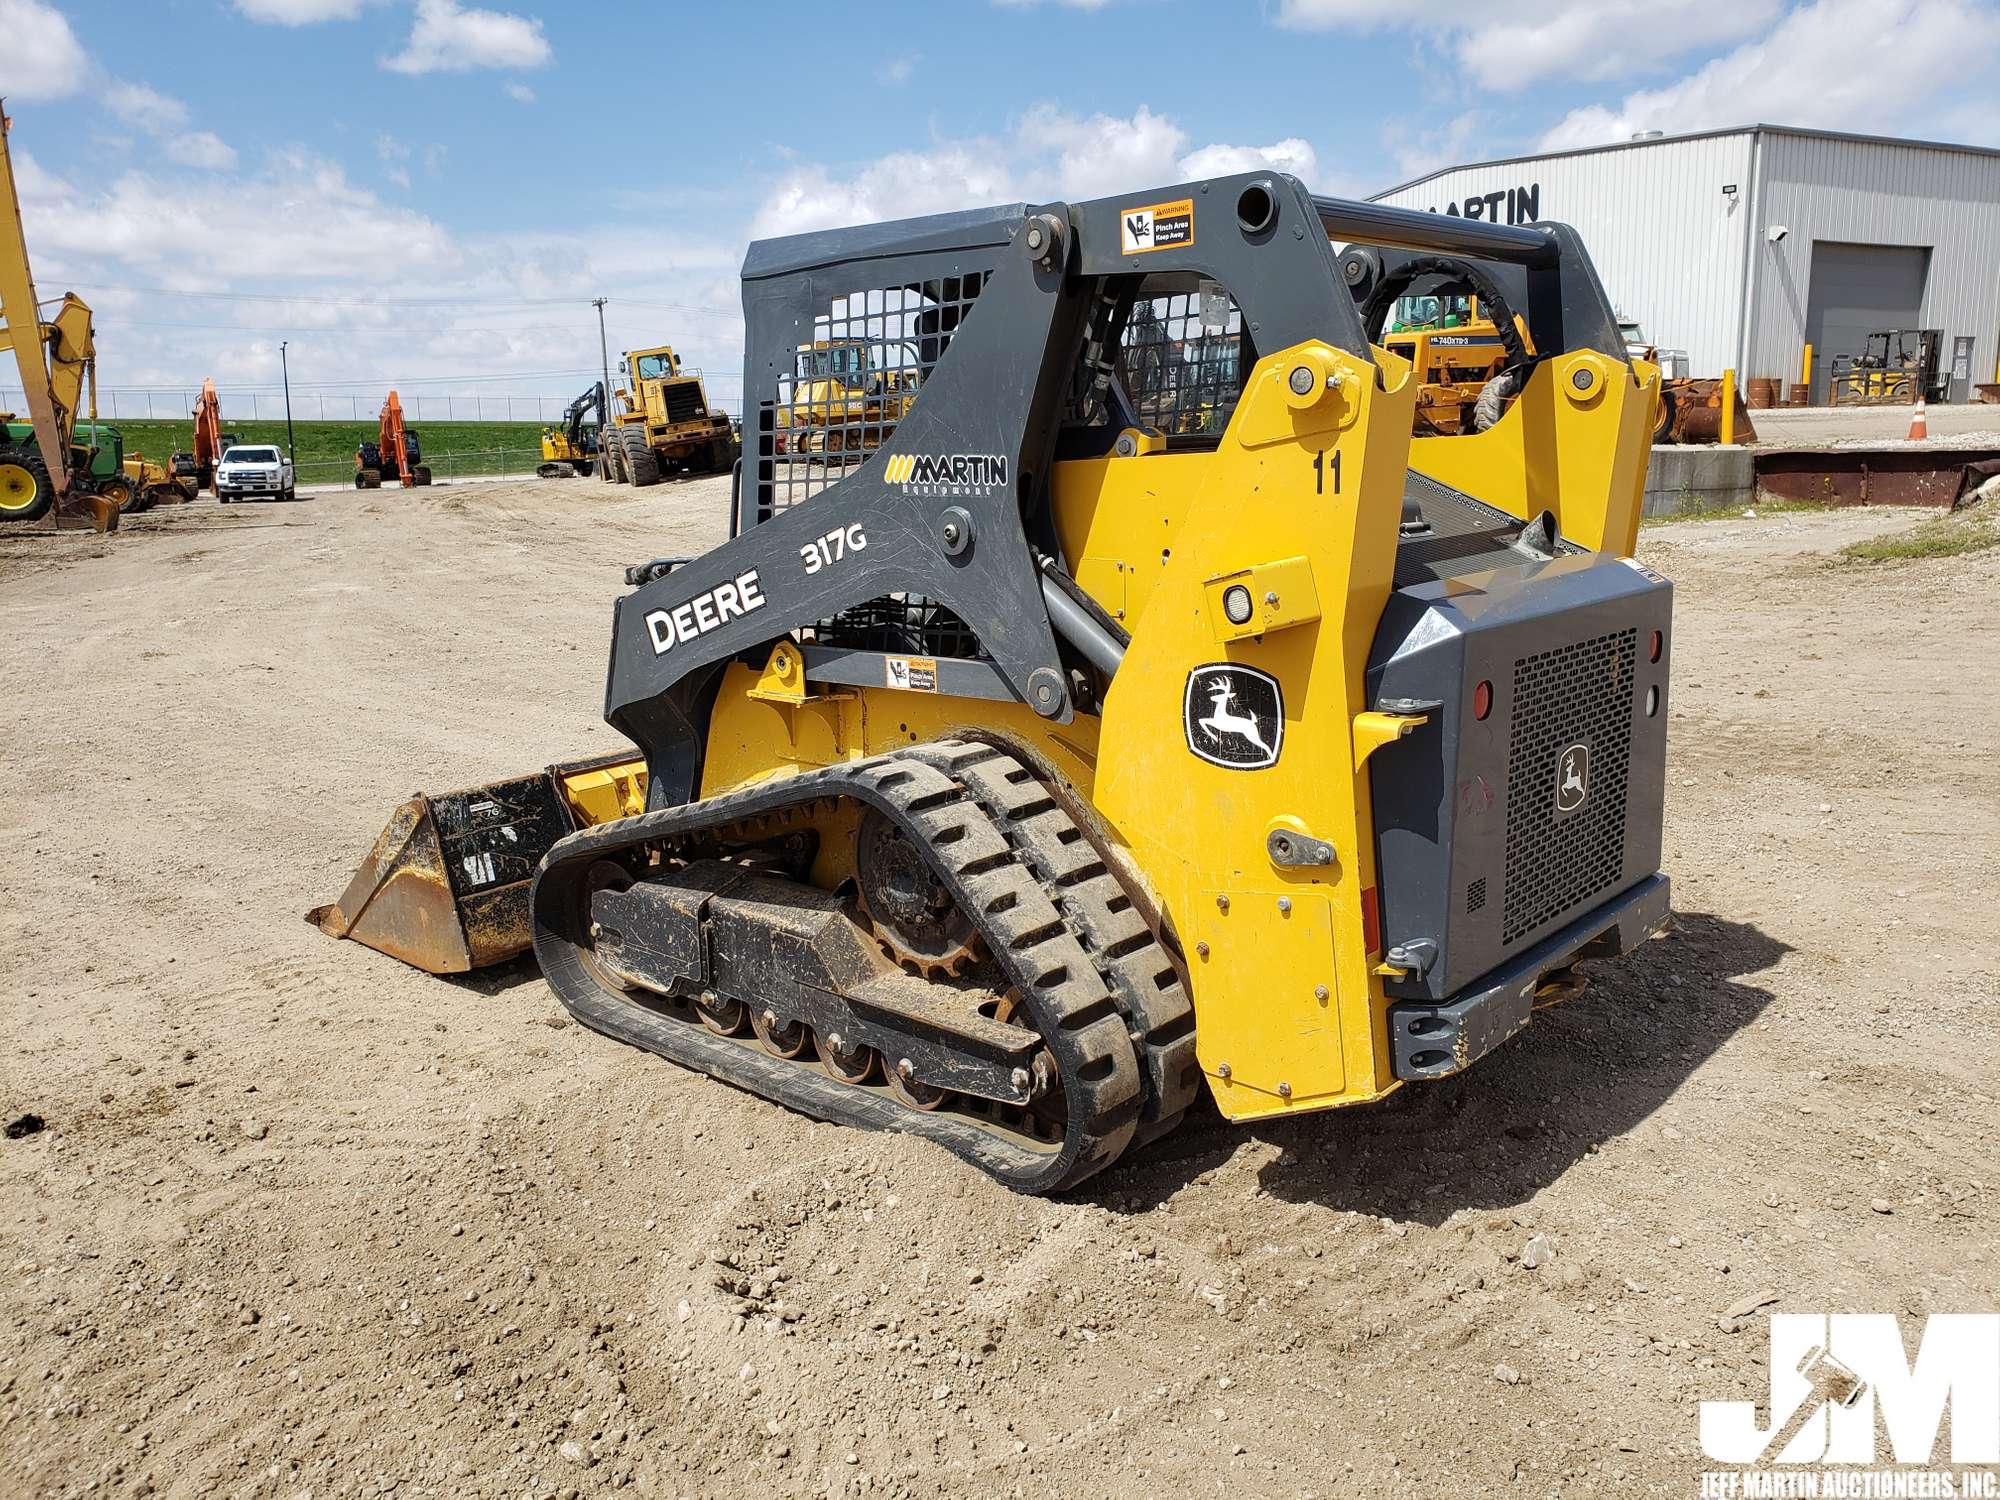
[
  {"xmin": 279, "ymin": 341, "xmax": 297, "ymax": 459},
  {"xmin": 593, "ymin": 297, "xmax": 613, "ymax": 411}
]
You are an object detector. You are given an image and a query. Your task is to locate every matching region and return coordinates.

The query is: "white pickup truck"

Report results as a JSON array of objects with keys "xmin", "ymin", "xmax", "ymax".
[{"xmin": 216, "ymin": 444, "xmax": 296, "ymax": 503}]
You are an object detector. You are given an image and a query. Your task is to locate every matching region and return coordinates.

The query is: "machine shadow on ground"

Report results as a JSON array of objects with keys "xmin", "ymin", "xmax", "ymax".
[
  {"xmin": 439, "ymin": 952, "xmax": 550, "ymax": 998},
  {"xmin": 1102, "ymin": 910, "xmax": 1787, "ymax": 1223}
]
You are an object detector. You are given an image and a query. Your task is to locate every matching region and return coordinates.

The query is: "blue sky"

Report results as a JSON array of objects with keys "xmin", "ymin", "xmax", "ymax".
[{"xmin": 3, "ymin": 0, "xmax": 1997, "ymax": 417}]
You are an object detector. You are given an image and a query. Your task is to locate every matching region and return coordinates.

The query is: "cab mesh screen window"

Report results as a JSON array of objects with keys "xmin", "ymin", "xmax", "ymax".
[
  {"xmin": 1114, "ymin": 280, "xmax": 1247, "ymax": 439},
  {"xmin": 754, "ymin": 272, "xmax": 989, "ymax": 518}
]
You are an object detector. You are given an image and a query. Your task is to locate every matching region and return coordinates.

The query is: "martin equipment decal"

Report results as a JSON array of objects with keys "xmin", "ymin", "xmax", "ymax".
[
  {"xmin": 884, "ymin": 655, "xmax": 938, "ymax": 693},
  {"xmin": 1120, "ymin": 198, "xmax": 1194, "ymax": 256},
  {"xmin": 1184, "ymin": 664, "xmax": 1283, "ymax": 770},
  {"xmin": 881, "ymin": 452, "xmax": 1008, "ymax": 495},
  {"xmin": 1420, "ymin": 183, "xmax": 1541, "ymax": 225},
  {"xmin": 1554, "ymin": 741, "xmax": 1591, "ymax": 817},
  {"xmin": 644, "ymin": 568, "xmax": 766, "ymax": 654}
]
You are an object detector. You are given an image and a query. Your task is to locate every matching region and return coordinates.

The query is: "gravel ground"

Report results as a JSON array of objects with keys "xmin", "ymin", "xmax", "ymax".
[
  {"xmin": 1, "ymin": 479, "xmax": 1994, "ymax": 1499},
  {"xmin": 1747, "ymin": 403, "xmax": 2000, "ymax": 446}
]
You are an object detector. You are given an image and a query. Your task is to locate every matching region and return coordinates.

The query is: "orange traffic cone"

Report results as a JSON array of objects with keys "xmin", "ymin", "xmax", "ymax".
[{"xmin": 1908, "ymin": 397, "xmax": 1928, "ymax": 441}]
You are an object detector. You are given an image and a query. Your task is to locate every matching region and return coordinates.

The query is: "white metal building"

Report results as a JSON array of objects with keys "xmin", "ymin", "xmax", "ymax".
[{"xmin": 1370, "ymin": 125, "xmax": 2000, "ymax": 403}]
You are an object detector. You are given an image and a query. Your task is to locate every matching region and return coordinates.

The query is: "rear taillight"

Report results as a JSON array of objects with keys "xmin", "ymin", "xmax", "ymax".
[{"xmin": 1472, "ymin": 680, "xmax": 1492, "ymax": 720}]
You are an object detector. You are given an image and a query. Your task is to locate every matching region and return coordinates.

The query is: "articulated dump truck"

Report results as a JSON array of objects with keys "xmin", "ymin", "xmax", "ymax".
[{"xmin": 313, "ymin": 175, "xmax": 1671, "ymax": 1193}]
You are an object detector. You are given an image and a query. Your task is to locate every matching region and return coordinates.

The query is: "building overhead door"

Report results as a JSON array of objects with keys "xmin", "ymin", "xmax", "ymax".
[{"xmin": 1805, "ymin": 242, "xmax": 1930, "ymax": 404}]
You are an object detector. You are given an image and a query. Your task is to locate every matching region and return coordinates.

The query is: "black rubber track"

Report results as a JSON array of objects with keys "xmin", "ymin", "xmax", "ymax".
[
  {"xmin": 530, "ymin": 744, "xmax": 1144, "ymax": 1193},
  {"xmin": 903, "ymin": 741, "xmax": 1200, "ymax": 1145}
]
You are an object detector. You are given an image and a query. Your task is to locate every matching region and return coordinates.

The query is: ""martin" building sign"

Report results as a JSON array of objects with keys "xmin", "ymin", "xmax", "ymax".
[{"xmin": 1422, "ymin": 184, "xmax": 1541, "ymax": 225}]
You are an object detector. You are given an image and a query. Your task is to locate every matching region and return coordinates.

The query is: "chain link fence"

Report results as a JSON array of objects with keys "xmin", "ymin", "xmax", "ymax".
[
  {"xmin": 291, "ymin": 445, "xmax": 558, "ymax": 486},
  {"xmin": 1, "ymin": 386, "xmax": 744, "ymax": 425}
]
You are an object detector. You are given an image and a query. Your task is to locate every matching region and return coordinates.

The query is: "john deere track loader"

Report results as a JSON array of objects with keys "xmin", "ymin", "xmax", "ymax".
[{"xmin": 314, "ymin": 175, "xmax": 1671, "ymax": 1193}]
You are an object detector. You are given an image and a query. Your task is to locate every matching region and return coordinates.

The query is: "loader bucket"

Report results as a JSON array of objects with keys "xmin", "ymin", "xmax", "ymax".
[
  {"xmin": 1669, "ymin": 380, "xmax": 1759, "ymax": 445},
  {"xmin": 309, "ymin": 754, "xmax": 647, "ymax": 973}
]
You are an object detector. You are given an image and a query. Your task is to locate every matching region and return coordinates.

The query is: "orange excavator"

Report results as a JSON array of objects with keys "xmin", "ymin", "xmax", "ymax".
[
  {"xmin": 169, "ymin": 379, "xmax": 228, "ymax": 497},
  {"xmin": 354, "ymin": 390, "xmax": 430, "ymax": 488}
]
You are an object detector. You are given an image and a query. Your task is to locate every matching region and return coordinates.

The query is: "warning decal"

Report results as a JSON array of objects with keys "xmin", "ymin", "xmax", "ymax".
[
  {"xmin": 884, "ymin": 656, "xmax": 939, "ymax": 693},
  {"xmin": 1120, "ymin": 198, "xmax": 1194, "ymax": 255}
]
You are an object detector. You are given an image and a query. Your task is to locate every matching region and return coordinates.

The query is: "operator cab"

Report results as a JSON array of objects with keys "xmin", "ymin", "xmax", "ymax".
[{"xmin": 631, "ymin": 348, "xmax": 682, "ymax": 380}]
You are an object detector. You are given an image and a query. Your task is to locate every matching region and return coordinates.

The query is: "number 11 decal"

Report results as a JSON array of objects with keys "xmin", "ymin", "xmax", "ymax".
[{"xmin": 1313, "ymin": 448, "xmax": 1341, "ymax": 496}]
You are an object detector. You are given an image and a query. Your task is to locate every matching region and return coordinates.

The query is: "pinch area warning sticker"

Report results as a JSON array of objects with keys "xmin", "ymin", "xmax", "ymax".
[
  {"xmin": 884, "ymin": 656, "xmax": 938, "ymax": 692},
  {"xmin": 1120, "ymin": 198, "xmax": 1193, "ymax": 255}
]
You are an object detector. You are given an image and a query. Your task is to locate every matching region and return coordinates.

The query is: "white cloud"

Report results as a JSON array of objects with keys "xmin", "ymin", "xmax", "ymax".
[
  {"xmin": 1540, "ymin": 0, "xmax": 2000, "ymax": 150},
  {"xmin": 18, "ymin": 147, "xmax": 461, "ymax": 286},
  {"xmin": 106, "ymin": 82, "xmax": 191, "ymax": 135},
  {"xmin": 1459, "ymin": 0, "xmax": 1782, "ymax": 90},
  {"xmin": 1380, "ymin": 111, "xmax": 1491, "ymax": 184},
  {"xmin": 875, "ymin": 52, "xmax": 918, "ymax": 85},
  {"xmin": 166, "ymin": 131, "xmax": 239, "ymax": 171},
  {"xmin": 753, "ymin": 106, "xmax": 1332, "ymax": 240},
  {"xmin": 230, "ymin": 0, "xmax": 373, "ymax": 21},
  {"xmin": 8, "ymin": 142, "xmax": 752, "ymax": 405},
  {"xmin": 382, "ymin": 0, "xmax": 552, "ymax": 74},
  {"xmin": 375, "ymin": 131, "xmax": 412, "ymax": 188},
  {"xmin": 504, "ymin": 80, "xmax": 535, "ymax": 103},
  {"xmin": 754, "ymin": 143, "xmax": 1018, "ymax": 240},
  {"xmin": 96, "ymin": 79, "xmax": 243, "ymax": 172},
  {"xmin": 1179, "ymin": 138, "xmax": 1319, "ymax": 182},
  {"xmin": 1279, "ymin": 0, "xmax": 1783, "ymax": 92},
  {"xmin": 0, "ymin": 0, "xmax": 90, "ymax": 99},
  {"xmin": 1016, "ymin": 105, "xmax": 1187, "ymax": 200},
  {"xmin": 1273, "ymin": 0, "xmax": 1416, "ymax": 28}
]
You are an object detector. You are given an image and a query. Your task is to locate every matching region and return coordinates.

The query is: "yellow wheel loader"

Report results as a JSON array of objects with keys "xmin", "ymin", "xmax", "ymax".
[
  {"xmin": 1378, "ymin": 287, "xmax": 1533, "ymax": 435},
  {"xmin": 604, "ymin": 345, "xmax": 737, "ymax": 486},
  {"xmin": 314, "ymin": 176, "xmax": 1671, "ymax": 1193},
  {"xmin": 773, "ymin": 338, "xmax": 922, "ymax": 462}
]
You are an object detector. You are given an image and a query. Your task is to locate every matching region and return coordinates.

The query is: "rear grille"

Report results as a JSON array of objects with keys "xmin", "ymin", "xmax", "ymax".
[
  {"xmin": 1502, "ymin": 628, "xmax": 1637, "ymax": 944},
  {"xmin": 661, "ymin": 384, "xmax": 706, "ymax": 425}
]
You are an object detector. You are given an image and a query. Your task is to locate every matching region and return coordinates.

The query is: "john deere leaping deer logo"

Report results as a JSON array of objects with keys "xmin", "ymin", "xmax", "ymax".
[
  {"xmin": 1184, "ymin": 665, "xmax": 1283, "ymax": 770},
  {"xmin": 1555, "ymin": 742, "xmax": 1591, "ymax": 815}
]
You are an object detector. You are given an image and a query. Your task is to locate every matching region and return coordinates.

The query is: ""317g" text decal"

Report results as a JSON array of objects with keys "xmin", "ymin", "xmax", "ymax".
[{"xmin": 801, "ymin": 522, "xmax": 867, "ymax": 575}]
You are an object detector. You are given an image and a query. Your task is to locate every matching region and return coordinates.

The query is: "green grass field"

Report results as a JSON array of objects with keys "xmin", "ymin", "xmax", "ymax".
[{"xmin": 102, "ymin": 418, "xmax": 551, "ymax": 483}]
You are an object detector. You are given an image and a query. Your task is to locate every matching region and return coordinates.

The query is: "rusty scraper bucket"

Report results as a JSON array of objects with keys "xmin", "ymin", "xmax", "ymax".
[{"xmin": 309, "ymin": 753, "xmax": 647, "ymax": 973}]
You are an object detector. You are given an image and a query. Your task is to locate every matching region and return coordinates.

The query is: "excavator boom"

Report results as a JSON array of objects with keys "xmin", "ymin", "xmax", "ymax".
[{"xmin": 0, "ymin": 106, "xmax": 115, "ymax": 529}]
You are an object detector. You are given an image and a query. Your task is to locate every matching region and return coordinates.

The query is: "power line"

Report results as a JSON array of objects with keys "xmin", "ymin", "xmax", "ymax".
[
  {"xmin": 114, "ymin": 319, "xmax": 604, "ymax": 336},
  {"xmin": 62, "ymin": 282, "xmax": 740, "ymax": 317}
]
